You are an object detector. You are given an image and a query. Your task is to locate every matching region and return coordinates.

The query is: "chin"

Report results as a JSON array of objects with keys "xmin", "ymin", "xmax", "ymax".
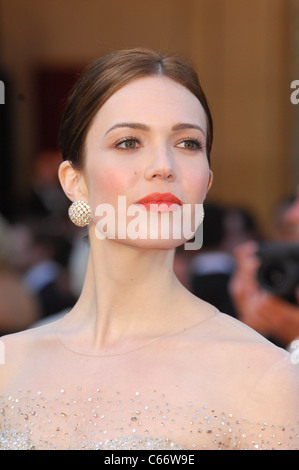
[{"xmin": 117, "ymin": 237, "xmax": 187, "ymax": 250}]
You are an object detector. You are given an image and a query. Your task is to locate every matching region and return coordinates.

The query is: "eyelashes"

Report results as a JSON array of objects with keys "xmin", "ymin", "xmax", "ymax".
[
  {"xmin": 114, "ymin": 136, "xmax": 205, "ymax": 151},
  {"xmin": 115, "ymin": 136, "xmax": 142, "ymax": 150},
  {"xmin": 176, "ymin": 137, "xmax": 204, "ymax": 151}
]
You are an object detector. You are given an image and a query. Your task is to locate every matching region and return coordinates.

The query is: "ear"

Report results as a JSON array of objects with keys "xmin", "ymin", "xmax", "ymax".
[
  {"xmin": 207, "ymin": 169, "xmax": 213, "ymax": 193},
  {"xmin": 58, "ymin": 161, "xmax": 89, "ymax": 203}
]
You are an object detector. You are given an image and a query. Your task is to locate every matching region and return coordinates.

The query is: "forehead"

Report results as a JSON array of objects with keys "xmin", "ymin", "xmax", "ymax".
[{"xmin": 89, "ymin": 76, "xmax": 207, "ymax": 134}]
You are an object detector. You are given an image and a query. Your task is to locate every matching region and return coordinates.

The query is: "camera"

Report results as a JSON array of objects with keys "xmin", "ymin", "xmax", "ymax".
[{"xmin": 256, "ymin": 241, "xmax": 299, "ymax": 304}]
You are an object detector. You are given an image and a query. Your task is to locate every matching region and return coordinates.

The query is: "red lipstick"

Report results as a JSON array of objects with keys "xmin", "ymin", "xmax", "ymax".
[{"xmin": 135, "ymin": 192, "xmax": 182, "ymax": 211}]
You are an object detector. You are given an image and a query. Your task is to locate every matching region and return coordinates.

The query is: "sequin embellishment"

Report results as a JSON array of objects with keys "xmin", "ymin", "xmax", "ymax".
[{"xmin": 0, "ymin": 387, "xmax": 298, "ymax": 450}]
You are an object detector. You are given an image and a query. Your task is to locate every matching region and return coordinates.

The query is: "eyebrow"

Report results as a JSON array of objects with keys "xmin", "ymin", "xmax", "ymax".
[
  {"xmin": 105, "ymin": 122, "xmax": 206, "ymax": 137},
  {"xmin": 105, "ymin": 122, "xmax": 149, "ymax": 136},
  {"xmin": 172, "ymin": 122, "xmax": 206, "ymax": 137}
]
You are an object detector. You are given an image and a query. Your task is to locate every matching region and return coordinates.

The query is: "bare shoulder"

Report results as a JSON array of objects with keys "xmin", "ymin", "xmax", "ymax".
[
  {"xmin": 212, "ymin": 309, "xmax": 290, "ymax": 357},
  {"xmin": 0, "ymin": 321, "xmax": 59, "ymax": 393},
  {"xmin": 186, "ymin": 300, "xmax": 292, "ymax": 371},
  {"xmin": 185, "ymin": 303, "xmax": 298, "ymax": 412}
]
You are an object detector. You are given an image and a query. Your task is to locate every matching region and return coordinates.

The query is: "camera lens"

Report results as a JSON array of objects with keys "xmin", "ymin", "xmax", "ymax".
[
  {"xmin": 257, "ymin": 259, "xmax": 297, "ymax": 297},
  {"xmin": 262, "ymin": 263, "xmax": 286, "ymax": 288},
  {"xmin": 256, "ymin": 241, "xmax": 299, "ymax": 302}
]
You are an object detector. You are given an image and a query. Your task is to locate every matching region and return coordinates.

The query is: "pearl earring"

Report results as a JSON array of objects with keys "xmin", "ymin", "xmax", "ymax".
[{"xmin": 68, "ymin": 200, "xmax": 92, "ymax": 227}]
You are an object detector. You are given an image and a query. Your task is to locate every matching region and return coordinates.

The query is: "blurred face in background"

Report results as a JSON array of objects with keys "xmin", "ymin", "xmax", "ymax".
[{"xmin": 284, "ymin": 189, "xmax": 299, "ymax": 239}]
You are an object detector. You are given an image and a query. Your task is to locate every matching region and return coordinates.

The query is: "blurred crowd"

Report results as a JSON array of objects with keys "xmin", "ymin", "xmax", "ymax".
[
  {"xmin": 0, "ymin": 151, "xmax": 89, "ymax": 335},
  {"xmin": 175, "ymin": 190, "xmax": 299, "ymax": 350},
  {"xmin": 1, "ymin": 150, "xmax": 299, "ymax": 351}
]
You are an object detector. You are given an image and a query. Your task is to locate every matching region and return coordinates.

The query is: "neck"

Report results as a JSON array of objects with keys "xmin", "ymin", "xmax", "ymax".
[{"xmin": 62, "ymin": 229, "xmax": 187, "ymax": 352}]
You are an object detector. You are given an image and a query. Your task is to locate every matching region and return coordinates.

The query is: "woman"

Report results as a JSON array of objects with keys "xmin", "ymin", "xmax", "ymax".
[{"xmin": 0, "ymin": 48, "xmax": 298, "ymax": 450}]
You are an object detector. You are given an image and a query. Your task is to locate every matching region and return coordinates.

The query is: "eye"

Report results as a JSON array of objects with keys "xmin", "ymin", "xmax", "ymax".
[
  {"xmin": 115, "ymin": 137, "xmax": 141, "ymax": 150},
  {"xmin": 176, "ymin": 138, "xmax": 203, "ymax": 151}
]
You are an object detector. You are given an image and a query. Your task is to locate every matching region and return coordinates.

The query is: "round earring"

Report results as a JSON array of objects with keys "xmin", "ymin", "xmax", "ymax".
[{"xmin": 68, "ymin": 200, "xmax": 92, "ymax": 227}]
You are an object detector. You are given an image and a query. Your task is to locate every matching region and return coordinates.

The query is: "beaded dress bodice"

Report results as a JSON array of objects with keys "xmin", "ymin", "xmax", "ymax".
[
  {"xmin": 0, "ymin": 386, "xmax": 298, "ymax": 450},
  {"xmin": 1, "ymin": 312, "xmax": 298, "ymax": 450}
]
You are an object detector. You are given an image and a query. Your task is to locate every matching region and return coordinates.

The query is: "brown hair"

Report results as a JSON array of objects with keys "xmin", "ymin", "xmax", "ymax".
[{"xmin": 59, "ymin": 48, "xmax": 213, "ymax": 169}]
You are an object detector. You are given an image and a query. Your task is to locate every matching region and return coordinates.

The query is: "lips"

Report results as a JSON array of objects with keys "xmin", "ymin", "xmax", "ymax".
[{"xmin": 135, "ymin": 192, "xmax": 182, "ymax": 211}]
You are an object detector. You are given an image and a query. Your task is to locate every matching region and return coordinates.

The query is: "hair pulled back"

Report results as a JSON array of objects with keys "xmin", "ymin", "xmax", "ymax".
[{"xmin": 59, "ymin": 48, "xmax": 213, "ymax": 169}]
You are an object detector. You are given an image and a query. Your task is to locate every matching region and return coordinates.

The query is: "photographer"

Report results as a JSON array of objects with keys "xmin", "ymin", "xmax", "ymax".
[{"xmin": 230, "ymin": 193, "xmax": 299, "ymax": 349}]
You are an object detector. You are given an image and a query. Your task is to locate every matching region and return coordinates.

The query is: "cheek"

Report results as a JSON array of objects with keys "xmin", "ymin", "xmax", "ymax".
[
  {"xmin": 89, "ymin": 167, "xmax": 131, "ymax": 204},
  {"xmin": 103, "ymin": 170, "xmax": 125, "ymax": 193},
  {"xmin": 183, "ymin": 162, "xmax": 211, "ymax": 202}
]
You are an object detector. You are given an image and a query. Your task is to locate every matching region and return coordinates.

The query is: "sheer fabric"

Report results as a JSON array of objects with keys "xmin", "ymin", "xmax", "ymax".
[
  {"xmin": 0, "ymin": 386, "xmax": 298, "ymax": 450},
  {"xmin": 1, "ymin": 312, "xmax": 298, "ymax": 450}
]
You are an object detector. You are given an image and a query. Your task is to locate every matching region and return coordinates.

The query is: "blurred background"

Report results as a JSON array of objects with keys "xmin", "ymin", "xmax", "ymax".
[{"xmin": 0, "ymin": 0, "xmax": 299, "ymax": 347}]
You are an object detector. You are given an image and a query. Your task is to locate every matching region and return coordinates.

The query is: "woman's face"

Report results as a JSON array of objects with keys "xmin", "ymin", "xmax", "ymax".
[{"xmin": 82, "ymin": 76, "xmax": 212, "ymax": 248}]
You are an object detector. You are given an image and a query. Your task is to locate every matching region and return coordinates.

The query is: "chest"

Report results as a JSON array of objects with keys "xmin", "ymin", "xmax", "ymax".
[{"xmin": 0, "ymin": 383, "xmax": 233, "ymax": 450}]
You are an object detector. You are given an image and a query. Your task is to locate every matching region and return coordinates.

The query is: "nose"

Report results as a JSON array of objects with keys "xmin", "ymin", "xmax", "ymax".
[{"xmin": 144, "ymin": 144, "xmax": 176, "ymax": 182}]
